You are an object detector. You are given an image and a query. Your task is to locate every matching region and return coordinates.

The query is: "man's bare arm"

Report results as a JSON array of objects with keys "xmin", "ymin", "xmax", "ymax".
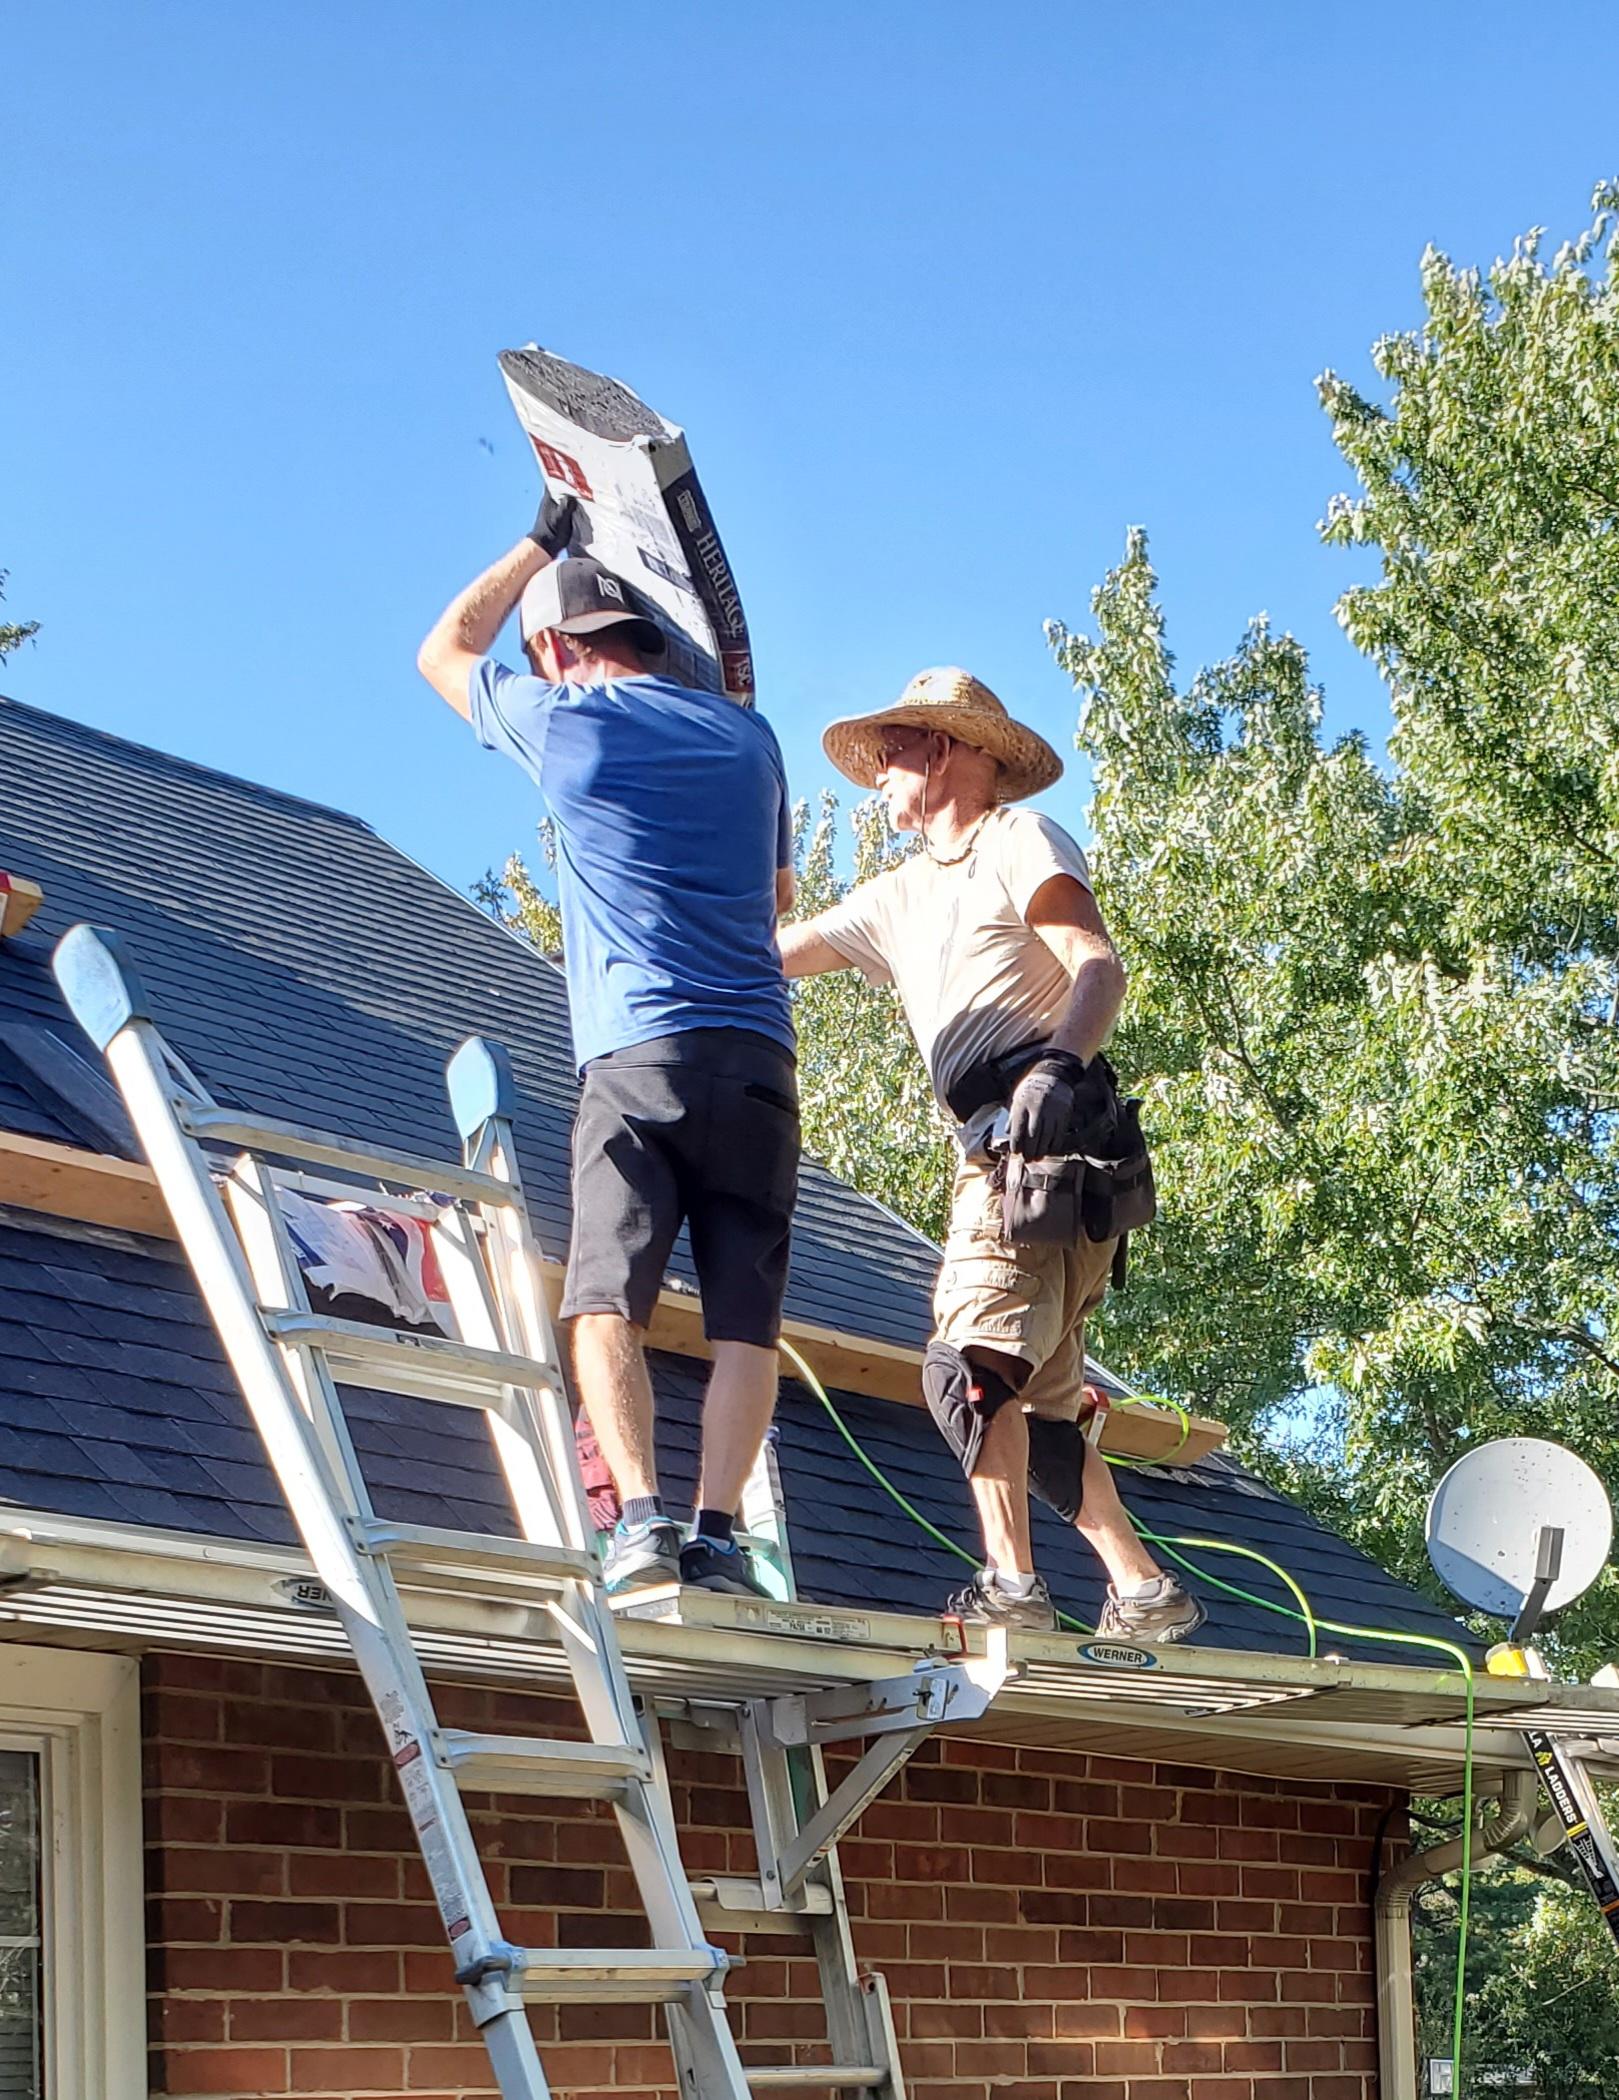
[
  {"xmin": 776, "ymin": 866, "xmax": 797, "ymax": 916},
  {"xmin": 418, "ymin": 491, "xmax": 580, "ymax": 718},
  {"xmin": 417, "ymin": 539, "xmax": 551, "ymax": 720},
  {"xmin": 779, "ymin": 916, "xmax": 854, "ymax": 979},
  {"xmin": 1025, "ymin": 873, "xmax": 1127, "ymax": 1064}
]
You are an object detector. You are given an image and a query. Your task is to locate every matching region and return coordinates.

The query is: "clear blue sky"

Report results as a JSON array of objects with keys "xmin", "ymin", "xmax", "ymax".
[{"xmin": 6, "ymin": 2, "xmax": 1616, "ymax": 899}]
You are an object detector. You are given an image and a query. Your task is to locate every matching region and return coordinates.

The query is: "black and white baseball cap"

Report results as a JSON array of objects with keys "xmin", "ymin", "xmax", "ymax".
[{"xmin": 518, "ymin": 557, "xmax": 666, "ymax": 654}]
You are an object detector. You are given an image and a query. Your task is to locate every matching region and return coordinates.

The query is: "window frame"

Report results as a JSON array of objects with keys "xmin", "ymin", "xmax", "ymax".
[{"xmin": 0, "ymin": 1647, "xmax": 144, "ymax": 2100}]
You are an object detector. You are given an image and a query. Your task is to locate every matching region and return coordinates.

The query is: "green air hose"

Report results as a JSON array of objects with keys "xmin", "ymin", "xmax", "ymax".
[{"xmin": 776, "ymin": 1338, "xmax": 1480, "ymax": 2094}]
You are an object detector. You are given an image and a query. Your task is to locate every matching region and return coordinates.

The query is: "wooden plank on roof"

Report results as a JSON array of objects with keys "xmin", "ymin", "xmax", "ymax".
[
  {"xmin": 0, "ymin": 1134, "xmax": 1226, "ymax": 1461},
  {"xmin": 0, "ymin": 1130, "xmax": 174, "ymax": 1237},
  {"xmin": 0, "ymin": 873, "xmax": 43, "ymax": 940}
]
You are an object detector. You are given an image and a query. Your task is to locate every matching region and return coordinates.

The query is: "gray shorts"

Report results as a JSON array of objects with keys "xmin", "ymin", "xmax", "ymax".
[{"xmin": 562, "ymin": 1028, "xmax": 799, "ymax": 1348}]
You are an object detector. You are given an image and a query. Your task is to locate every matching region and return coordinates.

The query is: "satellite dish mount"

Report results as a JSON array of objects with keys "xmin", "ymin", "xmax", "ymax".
[{"xmin": 1512, "ymin": 1524, "xmax": 1565, "ymax": 1646}]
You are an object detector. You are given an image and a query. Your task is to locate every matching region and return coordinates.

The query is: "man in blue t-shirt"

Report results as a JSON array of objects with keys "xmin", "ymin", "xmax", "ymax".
[{"xmin": 418, "ymin": 492, "xmax": 798, "ymax": 1599}]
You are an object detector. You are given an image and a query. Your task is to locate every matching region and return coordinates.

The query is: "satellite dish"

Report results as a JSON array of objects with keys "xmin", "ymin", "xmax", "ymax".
[{"xmin": 1426, "ymin": 1437, "xmax": 1612, "ymax": 1620}]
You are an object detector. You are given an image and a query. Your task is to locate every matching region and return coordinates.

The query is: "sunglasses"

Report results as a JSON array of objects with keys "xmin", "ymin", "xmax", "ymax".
[{"xmin": 877, "ymin": 726, "xmax": 933, "ymax": 766}]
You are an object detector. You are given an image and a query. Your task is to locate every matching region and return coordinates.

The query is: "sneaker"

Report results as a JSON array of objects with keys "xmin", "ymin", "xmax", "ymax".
[
  {"xmin": 679, "ymin": 1534, "xmax": 771, "ymax": 1598},
  {"xmin": 601, "ymin": 1518, "xmax": 682, "ymax": 1595},
  {"xmin": 944, "ymin": 1568, "xmax": 1058, "ymax": 1632},
  {"xmin": 1097, "ymin": 1574, "xmax": 1206, "ymax": 1644}
]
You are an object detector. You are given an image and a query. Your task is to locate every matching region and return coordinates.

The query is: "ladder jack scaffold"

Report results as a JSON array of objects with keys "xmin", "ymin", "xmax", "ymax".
[
  {"xmin": 1426, "ymin": 1440, "xmax": 1619, "ymax": 1950},
  {"xmin": 1494, "ymin": 1528, "xmax": 1619, "ymax": 1947},
  {"xmin": 53, "ymin": 925, "xmax": 1011, "ymax": 2100}
]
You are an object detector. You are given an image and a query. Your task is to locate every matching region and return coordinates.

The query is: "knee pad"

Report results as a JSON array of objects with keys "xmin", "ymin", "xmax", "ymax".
[
  {"xmin": 1026, "ymin": 1417, "xmax": 1086, "ymax": 1526},
  {"xmin": 922, "ymin": 1342, "xmax": 1021, "ymax": 1480}
]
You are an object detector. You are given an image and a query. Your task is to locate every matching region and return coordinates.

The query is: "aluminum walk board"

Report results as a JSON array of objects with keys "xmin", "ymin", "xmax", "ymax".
[{"xmin": 5, "ymin": 1508, "xmax": 1618, "ymax": 1793}]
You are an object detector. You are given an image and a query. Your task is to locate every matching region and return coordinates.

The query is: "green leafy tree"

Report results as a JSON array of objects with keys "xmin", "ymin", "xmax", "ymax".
[
  {"xmin": 476, "ymin": 823, "xmax": 563, "ymax": 955},
  {"xmin": 786, "ymin": 793, "xmax": 954, "ymax": 1238},
  {"xmin": 1047, "ymin": 185, "xmax": 1619, "ymax": 1671},
  {"xmin": 0, "ymin": 572, "xmax": 38, "ymax": 665},
  {"xmin": 1045, "ymin": 181, "xmax": 1619, "ymax": 2087},
  {"xmin": 1470, "ymin": 1872, "xmax": 1619, "ymax": 2092}
]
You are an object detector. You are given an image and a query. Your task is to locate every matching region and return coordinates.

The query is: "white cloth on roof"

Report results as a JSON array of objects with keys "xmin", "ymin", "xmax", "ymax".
[{"xmin": 277, "ymin": 1189, "xmax": 452, "ymax": 1331}]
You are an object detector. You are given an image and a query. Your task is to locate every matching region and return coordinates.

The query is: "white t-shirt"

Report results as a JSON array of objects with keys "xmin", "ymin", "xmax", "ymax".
[{"xmin": 817, "ymin": 807, "xmax": 1094, "ymax": 1113}]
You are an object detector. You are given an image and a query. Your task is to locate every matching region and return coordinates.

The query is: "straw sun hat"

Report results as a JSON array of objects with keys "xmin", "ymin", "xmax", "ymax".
[{"xmin": 821, "ymin": 667, "xmax": 1063, "ymax": 804}]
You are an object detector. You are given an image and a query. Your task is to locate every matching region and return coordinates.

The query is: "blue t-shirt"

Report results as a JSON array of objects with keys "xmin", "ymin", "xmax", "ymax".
[{"xmin": 470, "ymin": 660, "xmax": 795, "ymax": 1070}]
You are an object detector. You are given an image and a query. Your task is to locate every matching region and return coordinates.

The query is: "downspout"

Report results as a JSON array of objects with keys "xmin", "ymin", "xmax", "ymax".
[{"xmin": 1374, "ymin": 1767, "xmax": 1538, "ymax": 2100}]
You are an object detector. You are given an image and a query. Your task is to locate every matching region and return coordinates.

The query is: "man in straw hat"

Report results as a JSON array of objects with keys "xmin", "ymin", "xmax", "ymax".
[
  {"xmin": 780, "ymin": 668, "xmax": 1204, "ymax": 1639},
  {"xmin": 419, "ymin": 490, "xmax": 798, "ymax": 1601}
]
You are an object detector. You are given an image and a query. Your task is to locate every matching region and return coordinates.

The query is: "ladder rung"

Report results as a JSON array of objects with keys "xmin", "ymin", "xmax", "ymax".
[
  {"xmin": 438, "ymin": 1731, "xmax": 651, "ymax": 1796},
  {"xmin": 748, "ymin": 2068, "xmax": 886, "ymax": 2090},
  {"xmin": 268, "ymin": 1165, "xmax": 449, "ymax": 1219},
  {"xmin": 500, "ymin": 1947, "xmax": 728, "ymax": 2004},
  {"xmin": 690, "ymin": 1876, "xmax": 834, "ymax": 1933},
  {"xmin": 182, "ymin": 1104, "xmax": 517, "ymax": 1208},
  {"xmin": 355, "ymin": 1520, "xmax": 595, "ymax": 1589},
  {"xmin": 262, "ymin": 1311, "xmax": 562, "ymax": 1408}
]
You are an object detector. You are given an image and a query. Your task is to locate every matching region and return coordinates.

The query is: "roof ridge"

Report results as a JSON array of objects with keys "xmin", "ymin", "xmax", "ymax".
[{"xmin": 0, "ymin": 694, "xmax": 380, "ymax": 830}]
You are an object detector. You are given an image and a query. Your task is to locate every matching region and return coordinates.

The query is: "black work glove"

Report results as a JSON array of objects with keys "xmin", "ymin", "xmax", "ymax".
[
  {"xmin": 1007, "ymin": 1050, "xmax": 1089, "ymax": 1158},
  {"xmin": 528, "ymin": 489, "xmax": 581, "ymax": 557}
]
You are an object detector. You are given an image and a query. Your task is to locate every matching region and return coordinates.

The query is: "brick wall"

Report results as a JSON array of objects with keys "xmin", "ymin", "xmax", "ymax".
[{"xmin": 144, "ymin": 1652, "xmax": 1393, "ymax": 2100}]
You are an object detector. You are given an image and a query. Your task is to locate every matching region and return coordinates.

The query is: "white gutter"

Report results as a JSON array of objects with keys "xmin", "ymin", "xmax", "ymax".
[{"xmin": 1374, "ymin": 1767, "xmax": 1539, "ymax": 2100}]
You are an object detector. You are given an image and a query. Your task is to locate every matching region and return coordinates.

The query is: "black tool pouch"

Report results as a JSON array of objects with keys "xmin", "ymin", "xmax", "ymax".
[
  {"xmin": 999, "ymin": 1153, "xmax": 1084, "ymax": 1245},
  {"xmin": 996, "ymin": 1059, "xmax": 1157, "ymax": 1257},
  {"xmin": 1077, "ymin": 1094, "xmax": 1157, "ymax": 1244}
]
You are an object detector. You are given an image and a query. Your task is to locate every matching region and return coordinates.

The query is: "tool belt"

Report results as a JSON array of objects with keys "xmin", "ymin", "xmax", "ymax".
[{"xmin": 946, "ymin": 1041, "xmax": 1156, "ymax": 1277}]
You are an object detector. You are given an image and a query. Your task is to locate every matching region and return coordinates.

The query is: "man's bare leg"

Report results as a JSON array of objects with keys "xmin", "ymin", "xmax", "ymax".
[
  {"xmin": 570, "ymin": 1312, "xmax": 658, "ymax": 1502},
  {"xmin": 1075, "ymin": 1437, "xmax": 1160, "ymax": 1589},
  {"xmin": 971, "ymin": 1405, "xmax": 1162, "ymax": 1587},
  {"xmin": 964, "ymin": 1341, "xmax": 1159, "ymax": 1586},
  {"xmin": 695, "ymin": 1340, "xmax": 780, "ymax": 1517},
  {"xmin": 968, "ymin": 1399, "xmax": 1036, "ymax": 1571}
]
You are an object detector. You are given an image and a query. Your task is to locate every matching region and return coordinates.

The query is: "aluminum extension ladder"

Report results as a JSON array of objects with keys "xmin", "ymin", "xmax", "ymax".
[
  {"xmin": 54, "ymin": 924, "xmax": 1006, "ymax": 2100},
  {"xmin": 1490, "ymin": 1533, "xmax": 1619, "ymax": 1950}
]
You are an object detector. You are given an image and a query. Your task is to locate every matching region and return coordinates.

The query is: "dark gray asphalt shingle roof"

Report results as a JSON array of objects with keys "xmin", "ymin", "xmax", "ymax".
[
  {"xmin": 0, "ymin": 696, "xmax": 1473, "ymax": 1663},
  {"xmin": 0, "ymin": 694, "xmax": 937, "ymax": 1345},
  {"xmin": 0, "ymin": 1210, "xmax": 1471, "ymax": 1662},
  {"xmin": 0, "ymin": 953, "xmax": 89, "ymax": 1144}
]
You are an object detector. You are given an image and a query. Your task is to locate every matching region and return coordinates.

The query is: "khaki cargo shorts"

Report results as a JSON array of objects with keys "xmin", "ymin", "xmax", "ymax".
[{"xmin": 933, "ymin": 1151, "xmax": 1117, "ymax": 1420}]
